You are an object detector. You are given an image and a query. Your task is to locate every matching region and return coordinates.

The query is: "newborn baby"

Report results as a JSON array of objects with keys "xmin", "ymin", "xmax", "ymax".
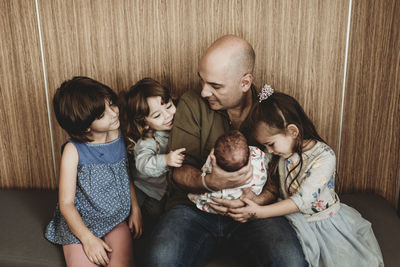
[{"xmin": 188, "ymin": 130, "xmax": 268, "ymax": 213}]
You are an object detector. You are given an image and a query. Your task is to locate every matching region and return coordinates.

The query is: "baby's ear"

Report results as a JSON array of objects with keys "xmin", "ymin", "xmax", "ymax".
[{"xmin": 286, "ymin": 124, "xmax": 299, "ymax": 138}]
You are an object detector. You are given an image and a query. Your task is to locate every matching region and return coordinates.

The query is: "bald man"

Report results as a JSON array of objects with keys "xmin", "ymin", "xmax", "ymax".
[{"xmin": 146, "ymin": 35, "xmax": 307, "ymax": 267}]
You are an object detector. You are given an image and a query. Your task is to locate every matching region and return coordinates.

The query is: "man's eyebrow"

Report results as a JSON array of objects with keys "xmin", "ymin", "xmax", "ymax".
[
  {"xmin": 209, "ymin": 82, "xmax": 222, "ymax": 87},
  {"xmin": 197, "ymin": 72, "xmax": 223, "ymax": 87}
]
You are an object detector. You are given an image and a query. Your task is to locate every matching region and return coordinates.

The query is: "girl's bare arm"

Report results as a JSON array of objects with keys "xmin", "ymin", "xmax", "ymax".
[{"xmin": 58, "ymin": 142, "xmax": 111, "ymax": 266}]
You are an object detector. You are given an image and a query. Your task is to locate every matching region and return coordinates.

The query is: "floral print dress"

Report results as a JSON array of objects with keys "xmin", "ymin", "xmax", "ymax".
[
  {"xmin": 278, "ymin": 141, "xmax": 383, "ymax": 267},
  {"xmin": 45, "ymin": 134, "xmax": 131, "ymax": 245}
]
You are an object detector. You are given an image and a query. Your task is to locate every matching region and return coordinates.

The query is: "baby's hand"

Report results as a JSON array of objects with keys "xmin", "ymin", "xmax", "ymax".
[
  {"xmin": 82, "ymin": 234, "xmax": 112, "ymax": 266},
  {"xmin": 166, "ymin": 148, "xmax": 186, "ymax": 167}
]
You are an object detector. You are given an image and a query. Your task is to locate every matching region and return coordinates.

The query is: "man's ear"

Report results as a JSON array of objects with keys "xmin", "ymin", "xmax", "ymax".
[
  {"xmin": 241, "ymin": 73, "xmax": 253, "ymax": 93},
  {"xmin": 286, "ymin": 124, "xmax": 299, "ymax": 138}
]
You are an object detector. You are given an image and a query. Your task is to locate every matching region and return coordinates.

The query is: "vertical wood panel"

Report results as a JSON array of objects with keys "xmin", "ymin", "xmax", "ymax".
[
  {"xmin": 0, "ymin": 0, "xmax": 55, "ymax": 188},
  {"xmin": 1, "ymin": 0, "xmax": 397, "ymax": 207},
  {"xmin": 243, "ymin": 0, "xmax": 348, "ymax": 154},
  {"xmin": 39, "ymin": 0, "xmax": 348, "ymax": 179},
  {"xmin": 339, "ymin": 0, "xmax": 400, "ymax": 206}
]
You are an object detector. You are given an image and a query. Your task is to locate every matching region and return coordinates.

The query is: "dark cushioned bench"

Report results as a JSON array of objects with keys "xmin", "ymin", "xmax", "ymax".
[{"xmin": 1, "ymin": 190, "xmax": 399, "ymax": 267}]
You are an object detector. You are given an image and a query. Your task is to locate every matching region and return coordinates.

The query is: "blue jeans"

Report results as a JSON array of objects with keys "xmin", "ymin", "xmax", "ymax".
[{"xmin": 146, "ymin": 204, "xmax": 307, "ymax": 267}]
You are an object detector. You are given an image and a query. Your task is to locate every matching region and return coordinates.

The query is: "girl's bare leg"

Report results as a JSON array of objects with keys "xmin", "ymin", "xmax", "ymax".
[
  {"xmin": 103, "ymin": 222, "xmax": 134, "ymax": 267},
  {"xmin": 63, "ymin": 244, "xmax": 99, "ymax": 267}
]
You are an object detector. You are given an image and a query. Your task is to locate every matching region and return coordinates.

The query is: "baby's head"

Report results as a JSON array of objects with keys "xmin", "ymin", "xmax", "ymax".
[
  {"xmin": 214, "ymin": 130, "xmax": 249, "ymax": 172},
  {"xmin": 53, "ymin": 76, "xmax": 117, "ymax": 142}
]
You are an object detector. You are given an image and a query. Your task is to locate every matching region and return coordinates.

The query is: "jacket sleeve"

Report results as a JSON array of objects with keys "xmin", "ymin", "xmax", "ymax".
[{"xmin": 134, "ymin": 138, "xmax": 169, "ymax": 177}]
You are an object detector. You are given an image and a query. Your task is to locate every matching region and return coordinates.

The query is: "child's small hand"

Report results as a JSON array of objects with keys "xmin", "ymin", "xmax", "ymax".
[
  {"xmin": 129, "ymin": 204, "xmax": 143, "ymax": 239},
  {"xmin": 227, "ymin": 198, "xmax": 261, "ymax": 223},
  {"xmin": 82, "ymin": 234, "xmax": 112, "ymax": 266},
  {"xmin": 166, "ymin": 148, "xmax": 186, "ymax": 167}
]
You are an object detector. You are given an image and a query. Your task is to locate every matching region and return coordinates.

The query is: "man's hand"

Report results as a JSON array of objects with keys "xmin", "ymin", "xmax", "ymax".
[
  {"xmin": 207, "ymin": 188, "xmax": 258, "ymax": 216},
  {"xmin": 227, "ymin": 198, "xmax": 262, "ymax": 223},
  {"xmin": 208, "ymin": 197, "xmax": 245, "ymax": 215},
  {"xmin": 205, "ymin": 149, "xmax": 253, "ymax": 191}
]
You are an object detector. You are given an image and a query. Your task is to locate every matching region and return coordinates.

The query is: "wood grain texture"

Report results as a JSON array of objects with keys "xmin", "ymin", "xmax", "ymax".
[
  {"xmin": 39, "ymin": 0, "xmax": 348, "ymax": 179},
  {"xmin": 0, "ymin": 0, "xmax": 55, "ymax": 188},
  {"xmin": 5, "ymin": 0, "xmax": 398, "ymax": 207},
  {"xmin": 338, "ymin": 0, "xmax": 400, "ymax": 206}
]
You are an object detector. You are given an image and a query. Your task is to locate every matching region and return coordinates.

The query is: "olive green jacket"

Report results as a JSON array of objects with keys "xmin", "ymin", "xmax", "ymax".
[{"xmin": 167, "ymin": 86, "xmax": 274, "ymax": 209}]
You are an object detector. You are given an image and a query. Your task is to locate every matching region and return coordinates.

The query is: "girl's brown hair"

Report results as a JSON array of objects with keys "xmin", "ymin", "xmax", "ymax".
[
  {"xmin": 251, "ymin": 92, "xmax": 325, "ymax": 193},
  {"xmin": 53, "ymin": 76, "xmax": 117, "ymax": 143},
  {"xmin": 120, "ymin": 78, "xmax": 172, "ymax": 153}
]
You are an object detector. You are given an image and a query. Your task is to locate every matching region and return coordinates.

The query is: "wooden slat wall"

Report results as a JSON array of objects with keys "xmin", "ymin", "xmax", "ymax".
[
  {"xmin": 0, "ymin": 0, "xmax": 398, "ymax": 206},
  {"xmin": 0, "ymin": 0, "xmax": 55, "ymax": 189},
  {"xmin": 338, "ymin": 0, "xmax": 400, "ymax": 205},
  {"xmin": 39, "ymin": 0, "xmax": 347, "ymax": 178}
]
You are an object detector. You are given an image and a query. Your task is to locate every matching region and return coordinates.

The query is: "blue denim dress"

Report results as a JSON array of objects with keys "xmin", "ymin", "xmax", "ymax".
[{"xmin": 45, "ymin": 135, "xmax": 131, "ymax": 245}]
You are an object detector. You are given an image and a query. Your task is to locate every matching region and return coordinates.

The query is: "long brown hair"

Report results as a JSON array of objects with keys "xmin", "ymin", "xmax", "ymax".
[{"xmin": 251, "ymin": 92, "xmax": 325, "ymax": 193}]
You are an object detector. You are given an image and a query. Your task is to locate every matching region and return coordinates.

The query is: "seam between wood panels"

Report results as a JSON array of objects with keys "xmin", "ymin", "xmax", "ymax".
[
  {"xmin": 35, "ymin": 0, "xmax": 57, "ymax": 185},
  {"xmin": 396, "ymin": 169, "xmax": 400, "ymax": 212},
  {"xmin": 337, "ymin": 0, "xmax": 353, "ymax": 172}
]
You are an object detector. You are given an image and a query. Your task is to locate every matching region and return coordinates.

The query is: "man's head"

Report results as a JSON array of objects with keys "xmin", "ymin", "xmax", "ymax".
[
  {"xmin": 198, "ymin": 35, "xmax": 255, "ymax": 110},
  {"xmin": 214, "ymin": 130, "xmax": 250, "ymax": 172}
]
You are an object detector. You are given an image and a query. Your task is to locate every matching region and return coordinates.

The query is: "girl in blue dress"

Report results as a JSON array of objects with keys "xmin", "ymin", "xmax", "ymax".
[
  {"xmin": 45, "ymin": 77, "xmax": 142, "ymax": 266},
  {"xmin": 211, "ymin": 85, "xmax": 384, "ymax": 266}
]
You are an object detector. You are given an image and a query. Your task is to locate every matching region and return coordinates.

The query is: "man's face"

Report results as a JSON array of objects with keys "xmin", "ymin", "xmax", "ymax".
[{"xmin": 198, "ymin": 55, "xmax": 244, "ymax": 111}]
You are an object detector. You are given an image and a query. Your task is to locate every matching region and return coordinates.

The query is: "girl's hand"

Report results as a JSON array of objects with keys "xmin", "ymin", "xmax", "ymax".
[
  {"xmin": 166, "ymin": 148, "xmax": 186, "ymax": 167},
  {"xmin": 82, "ymin": 234, "xmax": 112, "ymax": 266},
  {"xmin": 129, "ymin": 205, "xmax": 143, "ymax": 239},
  {"xmin": 207, "ymin": 188, "xmax": 257, "ymax": 215},
  {"xmin": 227, "ymin": 198, "xmax": 262, "ymax": 223},
  {"xmin": 208, "ymin": 197, "xmax": 245, "ymax": 215}
]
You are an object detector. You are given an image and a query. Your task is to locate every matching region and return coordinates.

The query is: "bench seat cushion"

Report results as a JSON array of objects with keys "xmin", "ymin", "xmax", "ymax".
[
  {"xmin": 0, "ymin": 190, "xmax": 399, "ymax": 267},
  {"xmin": 0, "ymin": 190, "xmax": 64, "ymax": 267}
]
